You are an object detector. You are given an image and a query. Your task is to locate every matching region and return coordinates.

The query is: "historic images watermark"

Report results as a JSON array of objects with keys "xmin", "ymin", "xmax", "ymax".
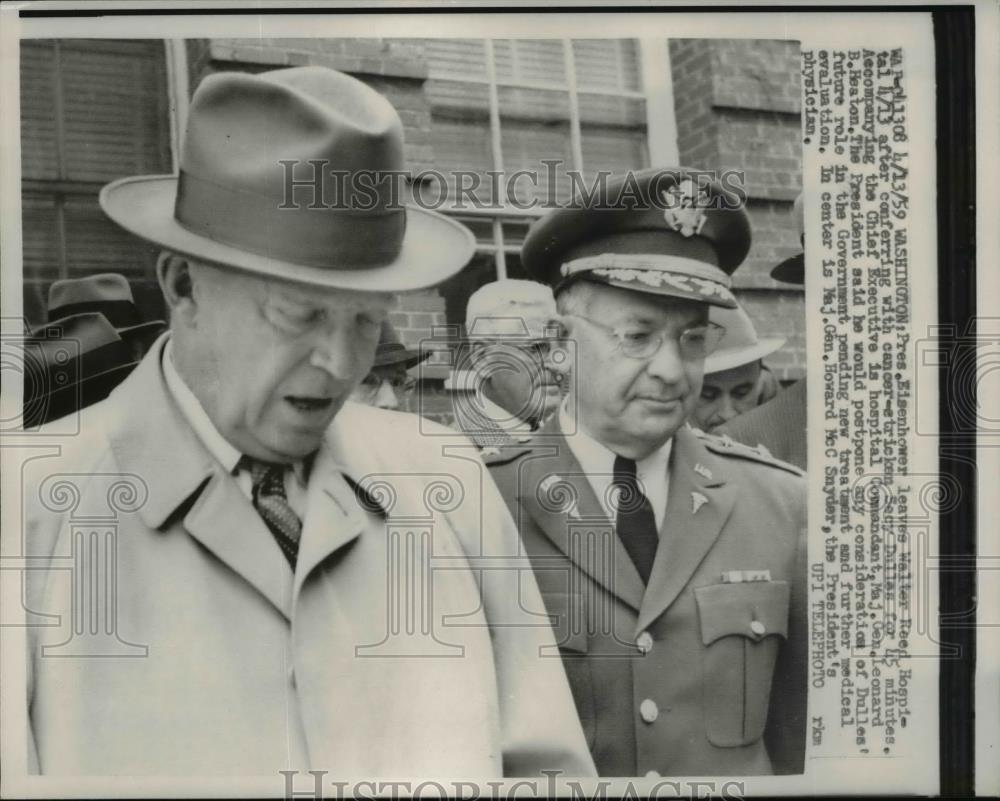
[
  {"xmin": 277, "ymin": 163, "xmax": 749, "ymax": 213},
  {"xmin": 280, "ymin": 769, "xmax": 747, "ymax": 800}
]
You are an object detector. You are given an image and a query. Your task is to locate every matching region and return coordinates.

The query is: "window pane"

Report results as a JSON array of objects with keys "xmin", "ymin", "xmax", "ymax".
[
  {"xmin": 578, "ymin": 92, "xmax": 646, "ymax": 127},
  {"xmin": 494, "ymin": 39, "xmax": 566, "ymax": 86},
  {"xmin": 21, "ymin": 192, "xmax": 61, "ymax": 281},
  {"xmin": 59, "ymin": 41, "xmax": 172, "ymax": 182},
  {"xmin": 572, "ymin": 39, "xmax": 642, "ymax": 92},
  {"xmin": 426, "ymin": 80, "xmax": 494, "ymax": 204},
  {"xmin": 498, "ymin": 86, "xmax": 572, "ymax": 205},
  {"xmin": 63, "ymin": 194, "xmax": 160, "ymax": 278},
  {"xmin": 424, "ymin": 38, "xmax": 488, "ymax": 80},
  {"xmin": 20, "ymin": 42, "xmax": 60, "ymax": 181}
]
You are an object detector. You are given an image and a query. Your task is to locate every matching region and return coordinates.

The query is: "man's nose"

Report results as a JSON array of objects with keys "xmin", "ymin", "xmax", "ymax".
[
  {"xmin": 645, "ymin": 336, "xmax": 688, "ymax": 385},
  {"xmin": 374, "ymin": 380, "xmax": 400, "ymax": 410},
  {"xmin": 716, "ymin": 392, "xmax": 738, "ymax": 422},
  {"xmin": 309, "ymin": 329, "xmax": 361, "ymax": 379}
]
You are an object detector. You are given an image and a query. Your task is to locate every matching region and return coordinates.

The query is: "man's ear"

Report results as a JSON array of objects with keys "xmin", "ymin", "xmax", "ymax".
[
  {"xmin": 547, "ymin": 316, "xmax": 574, "ymax": 376},
  {"xmin": 157, "ymin": 252, "xmax": 196, "ymax": 325}
]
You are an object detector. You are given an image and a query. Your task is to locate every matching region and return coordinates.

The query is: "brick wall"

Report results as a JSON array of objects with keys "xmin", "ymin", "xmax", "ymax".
[{"xmin": 669, "ymin": 38, "xmax": 805, "ymax": 380}]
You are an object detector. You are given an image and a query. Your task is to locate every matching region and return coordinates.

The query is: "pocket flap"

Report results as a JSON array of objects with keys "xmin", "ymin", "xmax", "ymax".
[
  {"xmin": 694, "ymin": 581, "xmax": 790, "ymax": 646},
  {"xmin": 542, "ymin": 591, "xmax": 588, "ymax": 653}
]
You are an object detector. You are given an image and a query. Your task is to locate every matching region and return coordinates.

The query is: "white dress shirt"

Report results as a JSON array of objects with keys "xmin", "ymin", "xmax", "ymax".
[
  {"xmin": 162, "ymin": 339, "xmax": 309, "ymax": 517},
  {"xmin": 559, "ymin": 402, "xmax": 672, "ymax": 531}
]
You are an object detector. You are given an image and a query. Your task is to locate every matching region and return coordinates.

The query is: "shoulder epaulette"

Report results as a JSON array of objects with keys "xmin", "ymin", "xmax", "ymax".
[{"xmin": 693, "ymin": 428, "xmax": 805, "ymax": 477}]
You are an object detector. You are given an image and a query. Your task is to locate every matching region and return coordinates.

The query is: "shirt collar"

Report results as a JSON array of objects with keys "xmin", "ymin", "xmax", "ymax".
[{"xmin": 163, "ymin": 339, "xmax": 242, "ymax": 474}]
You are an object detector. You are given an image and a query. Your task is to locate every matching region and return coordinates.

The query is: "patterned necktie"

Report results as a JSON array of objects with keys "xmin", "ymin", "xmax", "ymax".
[
  {"xmin": 241, "ymin": 457, "xmax": 302, "ymax": 568},
  {"xmin": 612, "ymin": 455, "xmax": 659, "ymax": 584}
]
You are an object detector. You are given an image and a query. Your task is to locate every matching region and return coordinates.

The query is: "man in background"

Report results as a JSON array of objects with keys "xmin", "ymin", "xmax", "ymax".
[
  {"xmin": 453, "ymin": 279, "xmax": 562, "ymax": 448},
  {"xmin": 718, "ymin": 192, "xmax": 807, "ymax": 469},
  {"xmin": 691, "ymin": 302, "xmax": 785, "ymax": 432},
  {"xmin": 350, "ymin": 320, "xmax": 427, "ymax": 411}
]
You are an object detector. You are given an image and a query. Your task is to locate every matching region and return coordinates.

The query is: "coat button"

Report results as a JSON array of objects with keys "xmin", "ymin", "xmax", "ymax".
[
  {"xmin": 636, "ymin": 631, "xmax": 654, "ymax": 654},
  {"xmin": 750, "ymin": 620, "xmax": 767, "ymax": 636},
  {"xmin": 644, "ymin": 770, "xmax": 661, "ymax": 779},
  {"xmin": 639, "ymin": 698, "xmax": 659, "ymax": 723}
]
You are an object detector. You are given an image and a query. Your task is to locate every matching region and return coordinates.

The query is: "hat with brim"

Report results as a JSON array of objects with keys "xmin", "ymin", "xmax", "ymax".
[
  {"xmin": 465, "ymin": 280, "xmax": 559, "ymax": 340},
  {"xmin": 100, "ymin": 67, "xmax": 474, "ymax": 292},
  {"xmin": 370, "ymin": 319, "xmax": 430, "ymax": 370},
  {"xmin": 22, "ymin": 313, "xmax": 138, "ymax": 427},
  {"xmin": 522, "ymin": 167, "xmax": 752, "ymax": 309},
  {"xmin": 47, "ymin": 273, "xmax": 165, "ymax": 341},
  {"xmin": 703, "ymin": 303, "xmax": 786, "ymax": 374}
]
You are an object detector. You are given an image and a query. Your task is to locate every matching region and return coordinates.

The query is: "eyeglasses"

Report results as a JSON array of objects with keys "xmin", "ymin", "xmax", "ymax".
[
  {"xmin": 567, "ymin": 315, "xmax": 726, "ymax": 360},
  {"xmin": 359, "ymin": 374, "xmax": 417, "ymax": 393}
]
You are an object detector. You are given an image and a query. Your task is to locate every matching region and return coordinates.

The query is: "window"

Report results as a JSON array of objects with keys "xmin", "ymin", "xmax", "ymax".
[
  {"xmin": 419, "ymin": 38, "xmax": 654, "ymax": 331},
  {"xmin": 20, "ymin": 40, "xmax": 173, "ymax": 324}
]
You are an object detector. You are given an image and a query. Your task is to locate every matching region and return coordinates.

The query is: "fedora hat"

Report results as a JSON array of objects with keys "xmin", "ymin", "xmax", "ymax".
[
  {"xmin": 47, "ymin": 273, "xmax": 165, "ymax": 341},
  {"xmin": 703, "ymin": 303, "xmax": 785, "ymax": 375},
  {"xmin": 100, "ymin": 67, "xmax": 474, "ymax": 292},
  {"xmin": 22, "ymin": 313, "xmax": 138, "ymax": 427},
  {"xmin": 372, "ymin": 320, "xmax": 430, "ymax": 370}
]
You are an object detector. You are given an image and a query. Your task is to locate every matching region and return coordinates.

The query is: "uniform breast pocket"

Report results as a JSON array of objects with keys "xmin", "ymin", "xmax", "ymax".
[
  {"xmin": 694, "ymin": 581, "xmax": 790, "ymax": 748},
  {"xmin": 541, "ymin": 591, "xmax": 594, "ymax": 749}
]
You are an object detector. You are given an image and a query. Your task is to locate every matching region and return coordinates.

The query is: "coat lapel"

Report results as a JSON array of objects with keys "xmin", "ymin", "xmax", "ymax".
[
  {"xmin": 518, "ymin": 418, "xmax": 645, "ymax": 613},
  {"xmin": 108, "ymin": 335, "xmax": 294, "ymax": 620},
  {"xmin": 636, "ymin": 426, "xmax": 737, "ymax": 634},
  {"xmin": 292, "ymin": 442, "xmax": 367, "ymax": 600},
  {"xmin": 182, "ymin": 470, "xmax": 294, "ymax": 619}
]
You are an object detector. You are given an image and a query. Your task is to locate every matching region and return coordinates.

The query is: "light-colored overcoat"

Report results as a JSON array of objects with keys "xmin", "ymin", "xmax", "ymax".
[{"xmin": 22, "ymin": 337, "xmax": 595, "ymax": 778}]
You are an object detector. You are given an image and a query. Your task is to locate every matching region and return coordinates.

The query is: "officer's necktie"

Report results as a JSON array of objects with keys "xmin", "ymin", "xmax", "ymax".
[
  {"xmin": 612, "ymin": 455, "xmax": 659, "ymax": 584},
  {"xmin": 241, "ymin": 457, "xmax": 302, "ymax": 568}
]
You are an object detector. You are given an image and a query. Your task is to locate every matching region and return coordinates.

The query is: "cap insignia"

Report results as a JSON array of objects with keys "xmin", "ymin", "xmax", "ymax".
[{"xmin": 661, "ymin": 178, "xmax": 709, "ymax": 238}]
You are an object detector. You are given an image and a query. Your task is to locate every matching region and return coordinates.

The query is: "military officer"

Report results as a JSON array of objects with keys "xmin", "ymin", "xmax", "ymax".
[
  {"xmin": 487, "ymin": 168, "xmax": 808, "ymax": 777},
  {"xmin": 453, "ymin": 279, "xmax": 562, "ymax": 448}
]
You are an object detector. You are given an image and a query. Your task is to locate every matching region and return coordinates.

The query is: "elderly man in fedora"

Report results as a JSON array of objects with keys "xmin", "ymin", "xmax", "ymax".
[{"xmin": 22, "ymin": 67, "xmax": 594, "ymax": 779}]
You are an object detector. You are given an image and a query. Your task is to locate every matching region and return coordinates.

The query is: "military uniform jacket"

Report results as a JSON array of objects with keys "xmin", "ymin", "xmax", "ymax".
[
  {"xmin": 20, "ymin": 337, "xmax": 595, "ymax": 778},
  {"xmin": 717, "ymin": 379, "xmax": 808, "ymax": 471},
  {"xmin": 487, "ymin": 415, "xmax": 808, "ymax": 777}
]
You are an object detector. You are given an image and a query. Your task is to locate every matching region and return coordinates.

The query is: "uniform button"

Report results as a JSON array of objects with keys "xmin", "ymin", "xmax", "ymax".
[
  {"xmin": 644, "ymin": 770, "xmax": 661, "ymax": 779},
  {"xmin": 750, "ymin": 620, "xmax": 767, "ymax": 636},
  {"xmin": 639, "ymin": 698, "xmax": 659, "ymax": 723},
  {"xmin": 636, "ymin": 631, "xmax": 654, "ymax": 654}
]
